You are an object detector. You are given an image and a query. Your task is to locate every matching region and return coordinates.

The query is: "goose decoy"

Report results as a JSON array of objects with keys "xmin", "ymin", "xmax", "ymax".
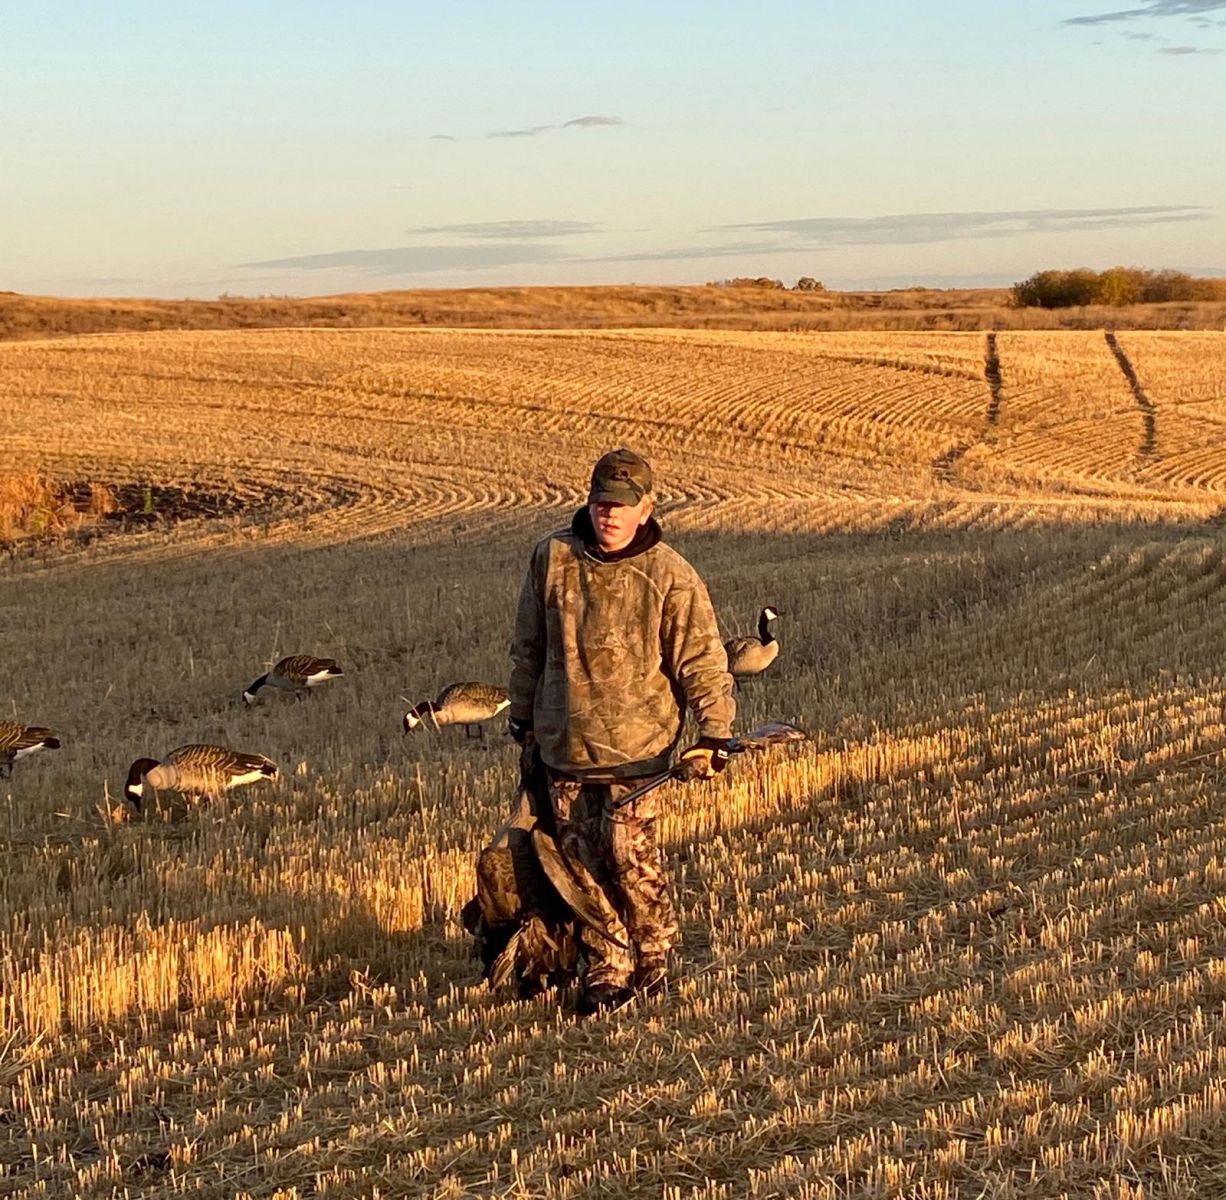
[
  {"xmin": 403, "ymin": 682, "xmax": 510, "ymax": 738},
  {"xmin": 243, "ymin": 655, "xmax": 344, "ymax": 705},
  {"xmin": 724, "ymin": 606, "xmax": 780, "ymax": 680},
  {"xmin": 124, "ymin": 744, "xmax": 278, "ymax": 812},
  {"xmin": 0, "ymin": 721, "xmax": 62, "ymax": 779}
]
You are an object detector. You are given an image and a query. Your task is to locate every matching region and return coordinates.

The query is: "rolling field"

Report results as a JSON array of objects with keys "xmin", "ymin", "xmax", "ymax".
[{"xmin": 2, "ymin": 327, "xmax": 1226, "ymax": 1197}]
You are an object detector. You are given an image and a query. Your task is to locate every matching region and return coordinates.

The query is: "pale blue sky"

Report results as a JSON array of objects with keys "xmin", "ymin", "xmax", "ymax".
[{"xmin": 3, "ymin": 1, "xmax": 1224, "ymax": 297}]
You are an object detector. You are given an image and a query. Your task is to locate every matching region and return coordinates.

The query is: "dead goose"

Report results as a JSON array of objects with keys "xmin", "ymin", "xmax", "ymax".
[
  {"xmin": 461, "ymin": 793, "xmax": 581, "ymax": 998},
  {"xmin": 724, "ymin": 606, "xmax": 780, "ymax": 680},
  {"xmin": 124, "ymin": 744, "xmax": 278, "ymax": 812},
  {"xmin": 0, "ymin": 721, "xmax": 62, "ymax": 779},
  {"xmin": 243, "ymin": 655, "xmax": 344, "ymax": 705},
  {"xmin": 403, "ymin": 682, "xmax": 510, "ymax": 738}
]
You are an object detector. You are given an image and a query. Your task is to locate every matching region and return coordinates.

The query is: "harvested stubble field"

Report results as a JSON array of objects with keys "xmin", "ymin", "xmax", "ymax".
[{"xmin": 2, "ymin": 326, "xmax": 1226, "ymax": 1198}]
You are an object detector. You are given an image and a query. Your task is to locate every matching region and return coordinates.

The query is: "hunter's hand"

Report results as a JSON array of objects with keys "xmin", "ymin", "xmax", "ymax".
[
  {"xmin": 678, "ymin": 736, "xmax": 732, "ymax": 782},
  {"xmin": 508, "ymin": 715, "xmax": 534, "ymax": 745}
]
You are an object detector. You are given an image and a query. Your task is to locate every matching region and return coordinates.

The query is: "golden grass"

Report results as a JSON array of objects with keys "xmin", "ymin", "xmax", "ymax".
[
  {"xmin": 4, "ymin": 284, "xmax": 1226, "ymax": 341},
  {"xmin": 0, "ymin": 471, "xmax": 115, "ymax": 546},
  {"xmin": 0, "ymin": 327, "xmax": 1225, "ymax": 1195}
]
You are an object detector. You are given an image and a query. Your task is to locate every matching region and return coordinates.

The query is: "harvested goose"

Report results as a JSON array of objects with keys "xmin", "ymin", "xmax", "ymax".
[
  {"xmin": 124, "ymin": 744, "xmax": 278, "ymax": 812},
  {"xmin": 243, "ymin": 655, "xmax": 343, "ymax": 705},
  {"xmin": 403, "ymin": 682, "xmax": 509, "ymax": 738},
  {"xmin": 0, "ymin": 721, "xmax": 62, "ymax": 779},
  {"xmin": 461, "ymin": 793, "xmax": 581, "ymax": 997},
  {"xmin": 724, "ymin": 606, "xmax": 780, "ymax": 680}
]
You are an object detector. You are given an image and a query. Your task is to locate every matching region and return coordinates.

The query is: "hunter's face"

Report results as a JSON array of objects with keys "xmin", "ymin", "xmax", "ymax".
[{"xmin": 589, "ymin": 497, "xmax": 652, "ymax": 552}]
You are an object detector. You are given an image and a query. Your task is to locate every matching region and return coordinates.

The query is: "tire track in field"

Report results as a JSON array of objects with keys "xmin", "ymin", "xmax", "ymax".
[
  {"xmin": 932, "ymin": 332, "xmax": 1005, "ymax": 485},
  {"xmin": 1105, "ymin": 330, "xmax": 1157, "ymax": 458},
  {"xmin": 985, "ymin": 331, "xmax": 1003, "ymax": 427},
  {"xmin": 1, "ymin": 329, "xmax": 1212, "ymax": 581}
]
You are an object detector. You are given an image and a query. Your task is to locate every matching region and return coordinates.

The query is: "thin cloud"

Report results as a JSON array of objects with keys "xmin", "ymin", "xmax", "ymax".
[
  {"xmin": 429, "ymin": 134, "xmax": 456, "ymax": 142},
  {"xmin": 1065, "ymin": 0, "xmax": 1226, "ymax": 25},
  {"xmin": 562, "ymin": 115, "xmax": 627, "ymax": 128},
  {"xmin": 488, "ymin": 125, "xmax": 556, "ymax": 139},
  {"xmin": 238, "ymin": 242, "xmax": 568, "ymax": 275},
  {"xmin": 1159, "ymin": 41, "xmax": 1224, "ymax": 48},
  {"xmin": 583, "ymin": 240, "xmax": 803, "ymax": 264},
  {"xmin": 486, "ymin": 115, "xmax": 626, "ymax": 139},
  {"xmin": 717, "ymin": 206, "xmax": 1210, "ymax": 246},
  {"xmin": 406, "ymin": 220, "xmax": 600, "ymax": 240}
]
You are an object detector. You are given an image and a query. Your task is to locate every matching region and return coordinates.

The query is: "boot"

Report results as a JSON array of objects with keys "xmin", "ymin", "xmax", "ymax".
[
  {"xmin": 575, "ymin": 983, "xmax": 634, "ymax": 1016},
  {"xmin": 633, "ymin": 954, "xmax": 670, "ymax": 998}
]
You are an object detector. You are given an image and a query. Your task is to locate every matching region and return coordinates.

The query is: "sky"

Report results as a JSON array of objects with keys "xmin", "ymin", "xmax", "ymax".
[{"xmin": 3, "ymin": 1, "xmax": 1225, "ymax": 298}]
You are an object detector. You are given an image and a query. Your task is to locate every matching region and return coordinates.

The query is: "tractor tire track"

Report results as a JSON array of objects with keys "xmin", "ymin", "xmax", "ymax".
[
  {"xmin": 985, "ymin": 331, "xmax": 1003, "ymax": 428},
  {"xmin": 1105, "ymin": 330, "xmax": 1156, "ymax": 458},
  {"xmin": 931, "ymin": 332, "xmax": 1005, "ymax": 486}
]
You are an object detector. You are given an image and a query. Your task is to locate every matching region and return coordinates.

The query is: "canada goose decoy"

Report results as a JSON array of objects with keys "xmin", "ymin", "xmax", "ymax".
[
  {"xmin": 124, "ymin": 744, "xmax": 278, "ymax": 812},
  {"xmin": 403, "ymin": 682, "xmax": 510, "ymax": 738},
  {"xmin": 724, "ymin": 606, "xmax": 780, "ymax": 680},
  {"xmin": 243, "ymin": 655, "xmax": 344, "ymax": 705},
  {"xmin": 0, "ymin": 721, "xmax": 62, "ymax": 779}
]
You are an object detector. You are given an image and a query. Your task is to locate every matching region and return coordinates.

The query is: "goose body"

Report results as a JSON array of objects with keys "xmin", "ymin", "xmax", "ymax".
[
  {"xmin": 403, "ymin": 682, "xmax": 510, "ymax": 737},
  {"xmin": 124, "ymin": 744, "xmax": 278, "ymax": 811},
  {"xmin": 724, "ymin": 606, "xmax": 780, "ymax": 679},
  {"xmin": 0, "ymin": 721, "xmax": 62, "ymax": 778},
  {"xmin": 244, "ymin": 655, "xmax": 343, "ymax": 705},
  {"xmin": 461, "ymin": 793, "xmax": 581, "ymax": 996}
]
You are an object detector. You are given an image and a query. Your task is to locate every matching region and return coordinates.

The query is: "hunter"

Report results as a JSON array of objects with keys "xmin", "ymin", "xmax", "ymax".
[{"xmin": 508, "ymin": 448, "xmax": 735, "ymax": 1015}]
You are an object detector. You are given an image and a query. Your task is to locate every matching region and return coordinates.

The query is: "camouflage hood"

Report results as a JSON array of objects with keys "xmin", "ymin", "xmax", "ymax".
[{"xmin": 510, "ymin": 510, "xmax": 735, "ymax": 778}]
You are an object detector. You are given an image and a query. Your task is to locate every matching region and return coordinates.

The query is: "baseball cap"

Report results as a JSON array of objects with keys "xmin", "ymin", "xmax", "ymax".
[{"xmin": 587, "ymin": 448, "xmax": 653, "ymax": 505}]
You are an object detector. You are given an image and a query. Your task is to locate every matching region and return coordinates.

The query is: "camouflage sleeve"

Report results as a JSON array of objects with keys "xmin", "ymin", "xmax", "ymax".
[
  {"xmin": 508, "ymin": 541, "xmax": 547, "ymax": 721},
  {"xmin": 661, "ymin": 572, "xmax": 735, "ymax": 739}
]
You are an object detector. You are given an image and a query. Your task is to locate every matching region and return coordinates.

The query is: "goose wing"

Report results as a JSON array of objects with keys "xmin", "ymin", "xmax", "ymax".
[
  {"xmin": 727, "ymin": 638, "xmax": 779, "ymax": 675},
  {"xmin": 723, "ymin": 635, "xmax": 757, "ymax": 660},
  {"xmin": 277, "ymin": 654, "xmax": 342, "ymax": 682},
  {"xmin": 530, "ymin": 827, "xmax": 629, "ymax": 950},
  {"xmin": 437, "ymin": 681, "xmax": 508, "ymax": 709},
  {"xmin": 475, "ymin": 843, "xmax": 524, "ymax": 926},
  {"xmin": 0, "ymin": 723, "xmax": 59, "ymax": 753},
  {"xmin": 0, "ymin": 722, "xmax": 21, "ymax": 753},
  {"xmin": 167, "ymin": 745, "xmax": 278, "ymax": 780}
]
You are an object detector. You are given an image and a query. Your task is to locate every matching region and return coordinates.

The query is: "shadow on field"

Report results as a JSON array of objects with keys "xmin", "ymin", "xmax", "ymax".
[
  {"xmin": 192, "ymin": 512, "xmax": 1226, "ymax": 960},
  {"xmin": 11, "ymin": 502, "xmax": 1226, "ymax": 1031}
]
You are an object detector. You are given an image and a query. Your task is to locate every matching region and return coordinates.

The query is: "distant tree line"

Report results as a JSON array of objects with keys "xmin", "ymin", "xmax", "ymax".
[
  {"xmin": 708, "ymin": 277, "xmax": 826, "ymax": 291},
  {"xmin": 1012, "ymin": 267, "xmax": 1226, "ymax": 308}
]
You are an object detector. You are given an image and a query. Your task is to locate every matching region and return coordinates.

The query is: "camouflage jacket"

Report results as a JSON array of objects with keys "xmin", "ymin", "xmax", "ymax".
[{"xmin": 509, "ymin": 509, "xmax": 735, "ymax": 778}]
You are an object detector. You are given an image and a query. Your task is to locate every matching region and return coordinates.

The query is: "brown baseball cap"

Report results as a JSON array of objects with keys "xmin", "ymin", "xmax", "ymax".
[{"xmin": 587, "ymin": 448, "xmax": 653, "ymax": 505}]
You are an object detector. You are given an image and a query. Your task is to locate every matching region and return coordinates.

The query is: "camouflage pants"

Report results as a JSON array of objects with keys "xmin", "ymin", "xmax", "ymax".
[{"xmin": 547, "ymin": 772, "xmax": 679, "ymax": 988}]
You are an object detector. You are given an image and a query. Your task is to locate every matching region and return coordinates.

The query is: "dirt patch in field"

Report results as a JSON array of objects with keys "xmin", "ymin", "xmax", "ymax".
[
  {"xmin": 62, "ymin": 481, "xmax": 250, "ymax": 524},
  {"xmin": 1, "ymin": 474, "xmax": 301, "ymax": 556}
]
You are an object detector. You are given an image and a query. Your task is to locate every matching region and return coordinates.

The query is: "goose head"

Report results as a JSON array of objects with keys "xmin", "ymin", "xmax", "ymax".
[
  {"xmin": 403, "ymin": 701, "xmax": 438, "ymax": 733},
  {"xmin": 242, "ymin": 674, "xmax": 268, "ymax": 706},
  {"xmin": 124, "ymin": 758, "xmax": 160, "ymax": 811}
]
